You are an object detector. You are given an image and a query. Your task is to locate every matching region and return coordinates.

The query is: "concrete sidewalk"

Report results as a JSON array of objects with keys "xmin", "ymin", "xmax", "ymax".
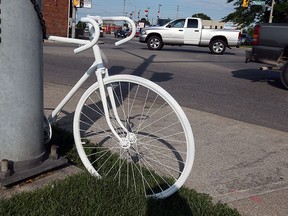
[
  {"xmin": 182, "ymin": 107, "xmax": 288, "ymax": 216},
  {"xmin": 42, "ymin": 82, "xmax": 288, "ymax": 215},
  {"xmin": 2, "ymin": 82, "xmax": 287, "ymax": 215}
]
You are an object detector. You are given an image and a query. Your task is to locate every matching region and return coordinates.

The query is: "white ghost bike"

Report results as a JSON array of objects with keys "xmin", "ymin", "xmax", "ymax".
[{"xmin": 45, "ymin": 16, "xmax": 195, "ymax": 199}]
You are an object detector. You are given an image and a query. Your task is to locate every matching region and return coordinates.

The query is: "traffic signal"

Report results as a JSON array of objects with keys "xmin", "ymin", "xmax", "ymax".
[
  {"xmin": 73, "ymin": 0, "xmax": 79, "ymax": 7},
  {"xmin": 73, "ymin": 0, "xmax": 84, "ymax": 8},
  {"xmin": 242, "ymin": 0, "xmax": 250, "ymax": 8}
]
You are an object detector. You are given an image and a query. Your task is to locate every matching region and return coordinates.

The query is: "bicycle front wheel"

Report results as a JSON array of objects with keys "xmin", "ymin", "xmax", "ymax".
[{"xmin": 73, "ymin": 75, "xmax": 195, "ymax": 198}]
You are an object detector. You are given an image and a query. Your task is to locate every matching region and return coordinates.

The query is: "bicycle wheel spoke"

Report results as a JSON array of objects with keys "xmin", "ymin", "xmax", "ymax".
[
  {"xmin": 137, "ymin": 120, "xmax": 182, "ymax": 142},
  {"xmin": 130, "ymin": 145, "xmax": 168, "ymax": 190},
  {"xmin": 110, "ymin": 83, "xmax": 128, "ymax": 123},
  {"xmin": 128, "ymin": 84, "xmax": 140, "ymax": 118},
  {"xmin": 137, "ymin": 109, "xmax": 176, "ymax": 133},
  {"xmin": 79, "ymin": 117, "xmax": 117, "ymax": 143},
  {"xmin": 140, "ymin": 143, "xmax": 186, "ymax": 169},
  {"xmin": 74, "ymin": 75, "xmax": 194, "ymax": 198}
]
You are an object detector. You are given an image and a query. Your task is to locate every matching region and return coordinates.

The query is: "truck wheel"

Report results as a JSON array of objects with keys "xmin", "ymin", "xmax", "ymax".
[
  {"xmin": 281, "ymin": 62, "xmax": 288, "ymax": 89},
  {"xmin": 147, "ymin": 36, "xmax": 163, "ymax": 50},
  {"xmin": 209, "ymin": 39, "xmax": 226, "ymax": 55}
]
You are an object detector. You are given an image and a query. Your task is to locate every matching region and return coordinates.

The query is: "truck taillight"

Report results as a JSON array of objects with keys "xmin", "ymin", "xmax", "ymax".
[{"xmin": 252, "ymin": 24, "xmax": 260, "ymax": 45}]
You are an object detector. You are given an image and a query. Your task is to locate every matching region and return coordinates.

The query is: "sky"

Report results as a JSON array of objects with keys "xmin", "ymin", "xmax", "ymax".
[{"xmin": 76, "ymin": 0, "xmax": 236, "ymax": 24}]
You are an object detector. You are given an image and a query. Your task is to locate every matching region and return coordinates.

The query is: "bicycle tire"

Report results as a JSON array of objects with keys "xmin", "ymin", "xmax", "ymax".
[{"xmin": 73, "ymin": 75, "xmax": 195, "ymax": 198}]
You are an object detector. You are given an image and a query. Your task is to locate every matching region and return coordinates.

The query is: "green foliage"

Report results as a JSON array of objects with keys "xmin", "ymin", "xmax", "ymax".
[
  {"xmin": 192, "ymin": 13, "xmax": 212, "ymax": 20},
  {"xmin": 264, "ymin": 0, "xmax": 288, "ymax": 22},
  {"xmin": 222, "ymin": 0, "xmax": 288, "ymax": 28}
]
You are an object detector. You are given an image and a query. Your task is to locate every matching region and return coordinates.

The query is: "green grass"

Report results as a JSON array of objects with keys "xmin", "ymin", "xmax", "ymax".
[{"xmin": 0, "ymin": 126, "xmax": 241, "ymax": 216}]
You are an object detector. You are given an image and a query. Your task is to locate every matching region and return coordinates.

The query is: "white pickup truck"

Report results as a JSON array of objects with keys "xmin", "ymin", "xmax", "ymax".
[{"xmin": 139, "ymin": 17, "xmax": 240, "ymax": 54}]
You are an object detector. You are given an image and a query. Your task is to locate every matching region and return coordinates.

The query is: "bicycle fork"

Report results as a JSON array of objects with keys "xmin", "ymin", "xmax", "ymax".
[{"xmin": 95, "ymin": 68, "xmax": 133, "ymax": 148}]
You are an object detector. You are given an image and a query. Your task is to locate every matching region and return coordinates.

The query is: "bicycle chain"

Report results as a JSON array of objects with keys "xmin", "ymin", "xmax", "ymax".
[{"xmin": 30, "ymin": 0, "xmax": 47, "ymax": 39}]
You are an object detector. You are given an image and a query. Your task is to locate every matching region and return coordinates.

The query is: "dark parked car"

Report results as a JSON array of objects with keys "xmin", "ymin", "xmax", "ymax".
[
  {"xmin": 99, "ymin": 27, "xmax": 104, "ymax": 37},
  {"xmin": 114, "ymin": 28, "xmax": 130, "ymax": 38},
  {"xmin": 245, "ymin": 23, "xmax": 288, "ymax": 89},
  {"xmin": 84, "ymin": 25, "xmax": 103, "ymax": 38}
]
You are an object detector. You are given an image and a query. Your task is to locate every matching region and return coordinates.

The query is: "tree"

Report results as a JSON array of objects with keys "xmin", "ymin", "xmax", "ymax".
[
  {"xmin": 140, "ymin": 18, "xmax": 151, "ymax": 26},
  {"xmin": 192, "ymin": 13, "xmax": 212, "ymax": 20},
  {"xmin": 264, "ymin": 0, "xmax": 288, "ymax": 22},
  {"xmin": 222, "ymin": 0, "xmax": 288, "ymax": 28}
]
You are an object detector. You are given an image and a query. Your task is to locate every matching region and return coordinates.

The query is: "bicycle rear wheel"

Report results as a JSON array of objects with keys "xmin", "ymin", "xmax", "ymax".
[{"xmin": 73, "ymin": 75, "xmax": 195, "ymax": 198}]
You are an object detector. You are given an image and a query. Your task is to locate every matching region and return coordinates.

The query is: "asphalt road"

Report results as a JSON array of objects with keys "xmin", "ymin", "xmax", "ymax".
[{"xmin": 44, "ymin": 35, "xmax": 288, "ymax": 133}]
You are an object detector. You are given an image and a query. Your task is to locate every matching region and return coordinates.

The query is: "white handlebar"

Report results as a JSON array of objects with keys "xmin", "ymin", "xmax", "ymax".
[
  {"xmin": 47, "ymin": 16, "xmax": 135, "ymax": 53},
  {"xmin": 74, "ymin": 17, "xmax": 100, "ymax": 53},
  {"xmin": 47, "ymin": 17, "xmax": 99, "ymax": 54},
  {"xmin": 88, "ymin": 16, "xmax": 136, "ymax": 46},
  {"xmin": 101, "ymin": 16, "xmax": 136, "ymax": 46}
]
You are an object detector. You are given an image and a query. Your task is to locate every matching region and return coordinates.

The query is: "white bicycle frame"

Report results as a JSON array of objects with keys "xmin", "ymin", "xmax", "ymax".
[{"xmin": 47, "ymin": 16, "xmax": 136, "ymax": 142}]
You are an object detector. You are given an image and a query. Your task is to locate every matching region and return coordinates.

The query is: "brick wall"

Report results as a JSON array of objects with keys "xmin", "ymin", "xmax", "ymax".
[{"xmin": 42, "ymin": 0, "xmax": 70, "ymax": 37}]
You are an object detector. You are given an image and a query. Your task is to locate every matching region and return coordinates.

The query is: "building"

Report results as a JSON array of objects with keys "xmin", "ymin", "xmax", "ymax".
[
  {"xmin": 42, "ymin": 0, "xmax": 72, "ymax": 37},
  {"xmin": 202, "ymin": 20, "xmax": 225, "ymax": 29}
]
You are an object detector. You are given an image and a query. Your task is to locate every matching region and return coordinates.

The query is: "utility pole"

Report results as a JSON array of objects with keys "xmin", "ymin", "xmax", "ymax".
[
  {"xmin": 176, "ymin": 5, "xmax": 179, "ymax": 18},
  {"xmin": 146, "ymin": 7, "xmax": 150, "ymax": 22},
  {"xmin": 128, "ymin": 3, "xmax": 136, "ymax": 21},
  {"xmin": 138, "ymin": 10, "xmax": 141, "ymax": 21},
  {"xmin": 0, "ymin": 0, "xmax": 66, "ymax": 186},
  {"xmin": 72, "ymin": 6, "xmax": 76, "ymax": 38},
  {"xmin": 269, "ymin": 0, "xmax": 275, "ymax": 23},
  {"xmin": 123, "ymin": 0, "xmax": 126, "ymax": 16},
  {"xmin": 157, "ymin": 4, "xmax": 162, "ymax": 20},
  {"xmin": 0, "ymin": 0, "xmax": 44, "ymax": 183}
]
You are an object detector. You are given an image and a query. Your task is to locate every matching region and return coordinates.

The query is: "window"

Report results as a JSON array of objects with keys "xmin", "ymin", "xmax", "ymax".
[
  {"xmin": 169, "ymin": 19, "xmax": 185, "ymax": 28},
  {"xmin": 187, "ymin": 19, "xmax": 198, "ymax": 28}
]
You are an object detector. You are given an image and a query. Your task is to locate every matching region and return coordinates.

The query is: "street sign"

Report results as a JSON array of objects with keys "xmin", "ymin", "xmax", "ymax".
[
  {"xmin": 251, "ymin": 1, "xmax": 265, "ymax": 6},
  {"xmin": 83, "ymin": 0, "xmax": 92, "ymax": 8},
  {"xmin": 74, "ymin": 0, "xmax": 92, "ymax": 8}
]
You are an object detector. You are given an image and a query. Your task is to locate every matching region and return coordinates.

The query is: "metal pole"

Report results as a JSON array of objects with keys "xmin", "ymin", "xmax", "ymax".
[
  {"xmin": 0, "ymin": 0, "xmax": 45, "ymax": 173},
  {"xmin": 269, "ymin": 0, "xmax": 275, "ymax": 23},
  {"xmin": 72, "ymin": 6, "xmax": 76, "ymax": 38},
  {"xmin": 138, "ymin": 10, "xmax": 141, "ymax": 21},
  {"xmin": 123, "ymin": 0, "xmax": 126, "ymax": 16},
  {"xmin": 158, "ymin": 4, "xmax": 162, "ymax": 20},
  {"xmin": 133, "ymin": 6, "xmax": 136, "ymax": 21},
  {"xmin": 147, "ymin": 7, "xmax": 150, "ymax": 22}
]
